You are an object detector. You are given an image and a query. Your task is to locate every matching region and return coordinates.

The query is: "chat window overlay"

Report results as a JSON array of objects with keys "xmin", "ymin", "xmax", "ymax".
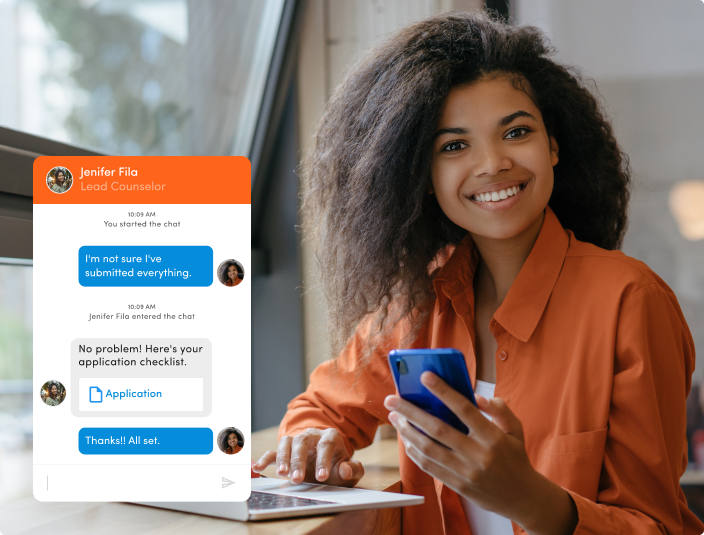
[{"xmin": 33, "ymin": 156, "xmax": 251, "ymax": 501}]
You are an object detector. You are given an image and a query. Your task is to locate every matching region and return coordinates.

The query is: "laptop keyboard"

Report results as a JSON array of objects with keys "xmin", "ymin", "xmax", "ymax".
[{"xmin": 249, "ymin": 491, "xmax": 339, "ymax": 510}]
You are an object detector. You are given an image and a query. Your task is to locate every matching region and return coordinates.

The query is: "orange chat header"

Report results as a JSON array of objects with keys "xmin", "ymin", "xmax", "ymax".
[{"xmin": 34, "ymin": 156, "xmax": 250, "ymax": 204}]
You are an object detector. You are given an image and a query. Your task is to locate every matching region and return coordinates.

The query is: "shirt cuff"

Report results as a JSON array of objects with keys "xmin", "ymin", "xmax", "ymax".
[{"xmin": 564, "ymin": 489, "xmax": 614, "ymax": 535}]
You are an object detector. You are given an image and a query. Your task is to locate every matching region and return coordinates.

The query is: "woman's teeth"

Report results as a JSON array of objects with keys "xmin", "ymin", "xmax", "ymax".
[{"xmin": 472, "ymin": 184, "xmax": 523, "ymax": 202}]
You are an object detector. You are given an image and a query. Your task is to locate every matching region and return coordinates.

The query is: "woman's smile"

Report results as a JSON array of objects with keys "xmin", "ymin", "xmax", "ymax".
[{"xmin": 465, "ymin": 179, "xmax": 529, "ymax": 211}]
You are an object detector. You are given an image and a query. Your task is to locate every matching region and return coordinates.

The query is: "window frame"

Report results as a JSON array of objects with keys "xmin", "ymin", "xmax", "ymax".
[{"xmin": 0, "ymin": 126, "xmax": 101, "ymax": 260}]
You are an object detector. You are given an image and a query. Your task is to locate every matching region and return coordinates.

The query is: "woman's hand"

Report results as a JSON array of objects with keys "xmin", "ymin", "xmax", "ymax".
[
  {"xmin": 252, "ymin": 428, "xmax": 365, "ymax": 487},
  {"xmin": 384, "ymin": 372, "xmax": 577, "ymax": 535}
]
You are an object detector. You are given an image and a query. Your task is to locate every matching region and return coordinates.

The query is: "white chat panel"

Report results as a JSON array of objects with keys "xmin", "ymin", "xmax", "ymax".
[{"xmin": 33, "ymin": 156, "xmax": 251, "ymax": 502}]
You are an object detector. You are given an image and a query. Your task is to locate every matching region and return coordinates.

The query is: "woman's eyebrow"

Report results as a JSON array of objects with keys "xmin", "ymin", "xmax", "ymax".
[
  {"xmin": 433, "ymin": 111, "xmax": 537, "ymax": 140},
  {"xmin": 433, "ymin": 127, "xmax": 468, "ymax": 140},
  {"xmin": 498, "ymin": 110, "xmax": 537, "ymax": 127}
]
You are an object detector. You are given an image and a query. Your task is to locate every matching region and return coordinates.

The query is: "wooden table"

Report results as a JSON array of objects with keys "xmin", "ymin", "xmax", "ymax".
[
  {"xmin": 681, "ymin": 469, "xmax": 704, "ymax": 486},
  {"xmin": 0, "ymin": 427, "xmax": 404, "ymax": 535}
]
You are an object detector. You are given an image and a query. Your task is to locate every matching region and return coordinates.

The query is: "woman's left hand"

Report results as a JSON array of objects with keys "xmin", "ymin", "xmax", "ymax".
[{"xmin": 384, "ymin": 371, "xmax": 577, "ymax": 535}]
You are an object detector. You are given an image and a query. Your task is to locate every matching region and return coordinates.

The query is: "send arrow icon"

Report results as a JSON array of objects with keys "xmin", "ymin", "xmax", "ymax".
[{"xmin": 222, "ymin": 477, "xmax": 234, "ymax": 488}]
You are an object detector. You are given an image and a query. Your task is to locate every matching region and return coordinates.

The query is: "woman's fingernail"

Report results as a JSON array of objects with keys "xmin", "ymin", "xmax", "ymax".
[
  {"xmin": 384, "ymin": 396, "xmax": 398, "ymax": 409},
  {"xmin": 292, "ymin": 470, "xmax": 302, "ymax": 480},
  {"xmin": 388, "ymin": 412, "xmax": 399, "ymax": 425},
  {"xmin": 317, "ymin": 468, "xmax": 327, "ymax": 479},
  {"xmin": 340, "ymin": 464, "xmax": 351, "ymax": 479},
  {"xmin": 278, "ymin": 463, "xmax": 286, "ymax": 473},
  {"xmin": 421, "ymin": 371, "xmax": 437, "ymax": 385}
]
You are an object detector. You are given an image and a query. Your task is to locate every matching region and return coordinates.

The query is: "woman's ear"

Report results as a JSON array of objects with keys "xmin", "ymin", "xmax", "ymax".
[{"xmin": 550, "ymin": 136, "xmax": 559, "ymax": 167}]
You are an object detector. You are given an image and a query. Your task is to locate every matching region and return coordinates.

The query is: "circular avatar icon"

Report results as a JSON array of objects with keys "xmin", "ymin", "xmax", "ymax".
[
  {"xmin": 40, "ymin": 380, "xmax": 66, "ymax": 406},
  {"xmin": 46, "ymin": 167, "xmax": 74, "ymax": 194},
  {"xmin": 217, "ymin": 427, "xmax": 245, "ymax": 454},
  {"xmin": 217, "ymin": 259, "xmax": 245, "ymax": 287}
]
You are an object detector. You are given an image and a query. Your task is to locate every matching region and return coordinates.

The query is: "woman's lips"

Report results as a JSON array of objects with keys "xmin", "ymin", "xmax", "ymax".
[{"xmin": 466, "ymin": 181, "xmax": 528, "ymax": 211}]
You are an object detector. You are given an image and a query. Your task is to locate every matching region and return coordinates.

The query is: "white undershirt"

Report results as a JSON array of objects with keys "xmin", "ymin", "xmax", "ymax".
[{"xmin": 460, "ymin": 380, "xmax": 514, "ymax": 535}]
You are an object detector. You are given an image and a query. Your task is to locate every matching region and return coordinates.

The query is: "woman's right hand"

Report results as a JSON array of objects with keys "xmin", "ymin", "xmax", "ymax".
[{"xmin": 252, "ymin": 428, "xmax": 365, "ymax": 487}]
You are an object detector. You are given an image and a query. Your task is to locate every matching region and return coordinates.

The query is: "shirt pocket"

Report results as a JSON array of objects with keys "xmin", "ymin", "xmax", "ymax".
[{"xmin": 536, "ymin": 427, "xmax": 607, "ymax": 501}]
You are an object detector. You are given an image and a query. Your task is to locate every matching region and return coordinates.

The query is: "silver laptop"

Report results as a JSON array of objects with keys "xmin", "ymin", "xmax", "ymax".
[{"xmin": 137, "ymin": 477, "xmax": 424, "ymax": 521}]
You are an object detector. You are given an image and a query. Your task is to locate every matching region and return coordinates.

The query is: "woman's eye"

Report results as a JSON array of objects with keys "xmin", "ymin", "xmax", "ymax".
[
  {"xmin": 442, "ymin": 141, "xmax": 467, "ymax": 152},
  {"xmin": 505, "ymin": 127, "xmax": 530, "ymax": 139}
]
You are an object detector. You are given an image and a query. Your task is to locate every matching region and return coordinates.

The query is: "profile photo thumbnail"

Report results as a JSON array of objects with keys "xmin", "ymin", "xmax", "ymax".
[
  {"xmin": 40, "ymin": 380, "xmax": 66, "ymax": 407},
  {"xmin": 217, "ymin": 427, "xmax": 244, "ymax": 455},
  {"xmin": 46, "ymin": 167, "xmax": 74, "ymax": 194},
  {"xmin": 217, "ymin": 259, "xmax": 245, "ymax": 287}
]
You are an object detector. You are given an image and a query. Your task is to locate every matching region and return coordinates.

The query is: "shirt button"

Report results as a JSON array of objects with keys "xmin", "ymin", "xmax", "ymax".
[{"xmin": 498, "ymin": 351, "xmax": 508, "ymax": 361}]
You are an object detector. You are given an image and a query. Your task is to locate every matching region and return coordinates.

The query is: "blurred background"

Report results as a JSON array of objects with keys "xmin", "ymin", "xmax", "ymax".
[{"xmin": 1, "ymin": 0, "xmax": 703, "ymax": 512}]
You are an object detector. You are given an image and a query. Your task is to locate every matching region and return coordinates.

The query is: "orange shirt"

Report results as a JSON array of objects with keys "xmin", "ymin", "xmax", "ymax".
[
  {"xmin": 226, "ymin": 444, "xmax": 243, "ymax": 454},
  {"xmin": 226, "ymin": 276, "xmax": 243, "ymax": 287},
  {"xmin": 280, "ymin": 207, "xmax": 703, "ymax": 535}
]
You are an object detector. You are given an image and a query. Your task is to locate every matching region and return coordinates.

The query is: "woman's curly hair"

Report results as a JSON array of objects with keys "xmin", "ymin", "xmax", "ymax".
[{"xmin": 301, "ymin": 11, "xmax": 631, "ymax": 363}]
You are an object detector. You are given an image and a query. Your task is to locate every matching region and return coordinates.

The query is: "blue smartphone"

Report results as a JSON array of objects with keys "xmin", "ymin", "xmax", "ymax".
[{"xmin": 388, "ymin": 348, "xmax": 476, "ymax": 435}]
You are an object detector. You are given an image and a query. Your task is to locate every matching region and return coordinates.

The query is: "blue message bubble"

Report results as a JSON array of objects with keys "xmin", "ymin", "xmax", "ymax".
[
  {"xmin": 79, "ymin": 246, "xmax": 213, "ymax": 287},
  {"xmin": 79, "ymin": 427, "xmax": 213, "ymax": 454}
]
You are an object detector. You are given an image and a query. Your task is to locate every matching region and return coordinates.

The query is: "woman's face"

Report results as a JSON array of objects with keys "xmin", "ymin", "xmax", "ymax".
[
  {"xmin": 50, "ymin": 385, "xmax": 58, "ymax": 396},
  {"xmin": 431, "ymin": 77, "xmax": 559, "ymax": 241},
  {"xmin": 227, "ymin": 433, "xmax": 238, "ymax": 448},
  {"xmin": 56, "ymin": 172, "xmax": 65, "ymax": 183},
  {"xmin": 227, "ymin": 265, "xmax": 238, "ymax": 280}
]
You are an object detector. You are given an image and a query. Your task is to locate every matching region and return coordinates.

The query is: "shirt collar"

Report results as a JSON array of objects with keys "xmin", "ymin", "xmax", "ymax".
[
  {"xmin": 433, "ymin": 206, "xmax": 569, "ymax": 342},
  {"xmin": 433, "ymin": 233, "xmax": 479, "ymax": 315}
]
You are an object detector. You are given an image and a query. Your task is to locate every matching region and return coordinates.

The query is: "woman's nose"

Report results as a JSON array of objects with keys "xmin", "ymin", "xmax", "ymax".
[{"xmin": 472, "ymin": 141, "xmax": 512, "ymax": 177}]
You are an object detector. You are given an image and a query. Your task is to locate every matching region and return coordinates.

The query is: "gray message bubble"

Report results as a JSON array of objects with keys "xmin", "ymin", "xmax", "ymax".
[{"xmin": 71, "ymin": 338, "xmax": 212, "ymax": 417}]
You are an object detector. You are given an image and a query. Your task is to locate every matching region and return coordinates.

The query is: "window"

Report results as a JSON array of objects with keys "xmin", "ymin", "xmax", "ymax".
[
  {"xmin": 0, "ymin": 0, "xmax": 292, "ymax": 504},
  {"xmin": 0, "ymin": 261, "xmax": 32, "ymax": 503},
  {"xmin": 0, "ymin": 0, "xmax": 284, "ymax": 156}
]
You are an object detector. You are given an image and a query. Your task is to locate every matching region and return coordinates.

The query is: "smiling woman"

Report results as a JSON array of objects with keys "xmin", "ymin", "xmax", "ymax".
[
  {"xmin": 253, "ymin": 10, "xmax": 702, "ymax": 535},
  {"xmin": 217, "ymin": 259, "xmax": 244, "ymax": 287},
  {"xmin": 217, "ymin": 427, "xmax": 244, "ymax": 455},
  {"xmin": 431, "ymin": 81, "xmax": 559, "ymax": 241},
  {"xmin": 45, "ymin": 167, "xmax": 73, "ymax": 194}
]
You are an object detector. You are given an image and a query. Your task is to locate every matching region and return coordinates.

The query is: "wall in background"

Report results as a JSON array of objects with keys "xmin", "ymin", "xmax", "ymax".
[{"xmin": 516, "ymin": 0, "xmax": 704, "ymax": 380}]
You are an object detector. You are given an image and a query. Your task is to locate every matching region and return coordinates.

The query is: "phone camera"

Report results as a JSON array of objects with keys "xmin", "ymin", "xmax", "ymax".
[{"xmin": 396, "ymin": 359, "xmax": 408, "ymax": 375}]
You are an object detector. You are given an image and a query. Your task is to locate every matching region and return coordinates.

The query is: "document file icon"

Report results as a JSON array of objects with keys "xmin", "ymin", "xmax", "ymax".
[{"xmin": 89, "ymin": 386, "xmax": 103, "ymax": 403}]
